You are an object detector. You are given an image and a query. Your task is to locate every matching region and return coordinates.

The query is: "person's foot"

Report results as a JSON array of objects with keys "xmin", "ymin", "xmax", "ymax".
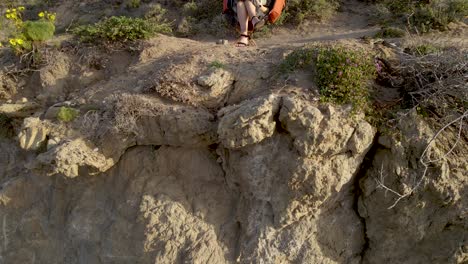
[
  {"xmin": 252, "ymin": 16, "xmax": 265, "ymax": 31},
  {"xmin": 236, "ymin": 34, "xmax": 250, "ymax": 47}
]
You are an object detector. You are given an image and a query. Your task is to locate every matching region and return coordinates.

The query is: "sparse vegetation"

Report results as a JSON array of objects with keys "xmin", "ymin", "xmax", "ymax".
[
  {"xmin": 72, "ymin": 16, "xmax": 171, "ymax": 43},
  {"xmin": 209, "ymin": 60, "xmax": 225, "ymax": 69},
  {"xmin": 0, "ymin": 113, "xmax": 14, "ymax": 138},
  {"xmin": 375, "ymin": 27, "xmax": 406, "ymax": 38},
  {"xmin": 284, "ymin": 0, "xmax": 340, "ymax": 25},
  {"xmin": 126, "ymin": 0, "xmax": 141, "ymax": 9},
  {"xmin": 374, "ymin": 0, "xmax": 468, "ymax": 33},
  {"xmin": 181, "ymin": 0, "xmax": 221, "ymax": 22},
  {"xmin": 279, "ymin": 48, "xmax": 315, "ymax": 73},
  {"xmin": 57, "ymin": 107, "xmax": 79, "ymax": 122},
  {"xmin": 405, "ymin": 43, "xmax": 441, "ymax": 56}
]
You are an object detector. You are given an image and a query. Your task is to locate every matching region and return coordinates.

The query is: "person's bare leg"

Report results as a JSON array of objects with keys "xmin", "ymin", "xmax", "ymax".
[
  {"xmin": 236, "ymin": 1, "xmax": 249, "ymax": 46},
  {"xmin": 244, "ymin": 0, "xmax": 260, "ymax": 25}
]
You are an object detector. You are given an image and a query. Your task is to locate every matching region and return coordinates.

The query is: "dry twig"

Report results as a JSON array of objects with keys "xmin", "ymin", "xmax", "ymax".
[{"xmin": 375, "ymin": 111, "xmax": 467, "ymax": 209}]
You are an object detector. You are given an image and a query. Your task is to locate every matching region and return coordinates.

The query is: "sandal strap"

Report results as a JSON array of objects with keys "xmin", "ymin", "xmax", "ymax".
[{"xmin": 240, "ymin": 34, "xmax": 251, "ymax": 39}]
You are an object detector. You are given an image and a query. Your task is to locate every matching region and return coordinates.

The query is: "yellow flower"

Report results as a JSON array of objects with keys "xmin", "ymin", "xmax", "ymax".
[
  {"xmin": 12, "ymin": 9, "xmax": 16, "ymax": 12},
  {"xmin": 9, "ymin": 39, "xmax": 17, "ymax": 46},
  {"xmin": 16, "ymin": 39, "xmax": 24, "ymax": 45},
  {"xmin": 6, "ymin": 9, "xmax": 11, "ymax": 13},
  {"xmin": 38, "ymin": 12, "xmax": 45, "ymax": 18},
  {"xmin": 18, "ymin": 7, "xmax": 25, "ymax": 11},
  {"xmin": 48, "ymin": 14, "xmax": 56, "ymax": 21},
  {"xmin": 5, "ymin": 14, "xmax": 11, "ymax": 19}
]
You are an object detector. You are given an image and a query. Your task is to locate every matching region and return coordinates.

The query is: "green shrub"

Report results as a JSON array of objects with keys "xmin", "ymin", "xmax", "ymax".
[
  {"xmin": 316, "ymin": 46, "xmax": 376, "ymax": 111},
  {"xmin": 284, "ymin": 0, "xmax": 340, "ymax": 25},
  {"xmin": 57, "ymin": 107, "xmax": 79, "ymax": 122},
  {"xmin": 278, "ymin": 45, "xmax": 377, "ymax": 112},
  {"xmin": 73, "ymin": 16, "xmax": 171, "ymax": 43},
  {"xmin": 23, "ymin": 20, "xmax": 55, "ymax": 41},
  {"xmin": 375, "ymin": 27, "xmax": 406, "ymax": 38}
]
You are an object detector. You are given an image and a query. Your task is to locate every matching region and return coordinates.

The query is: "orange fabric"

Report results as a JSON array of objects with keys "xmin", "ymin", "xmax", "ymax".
[
  {"xmin": 223, "ymin": 0, "xmax": 228, "ymax": 13},
  {"xmin": 269, "ymin": 0, "xmax": 285, "ymax": 23}
]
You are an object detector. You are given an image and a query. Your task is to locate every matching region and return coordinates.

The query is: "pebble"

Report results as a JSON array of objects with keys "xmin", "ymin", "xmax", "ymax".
[{"xmin": 216, "ymin": 39, "xmax": 229, "ymax": 45}]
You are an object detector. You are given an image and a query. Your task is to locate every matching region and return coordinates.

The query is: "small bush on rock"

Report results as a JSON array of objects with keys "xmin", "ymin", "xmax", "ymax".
[
  {"xmin": 57, "ymin": 107, "xmax": 79, "ymax": 122},
  {"xmin": 316, "ymin": 46, "xmax": 376, "ymax": 111},
  {"xmin": 279, "ymin": 45, "xmax": 377, "ymax": 112}
]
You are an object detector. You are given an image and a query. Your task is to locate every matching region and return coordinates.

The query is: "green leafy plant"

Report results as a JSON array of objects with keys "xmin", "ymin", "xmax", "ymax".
[
  {"xmin": 57, "ymin": 107, "xmax": 79, "ymax": 122},
  {"xmin": 316, "ymin": 46, "xmax": 377, "ymax": 111},
  {"xmin": 73, "ymin": 16, "xmax": 171, "ymax": 43}
]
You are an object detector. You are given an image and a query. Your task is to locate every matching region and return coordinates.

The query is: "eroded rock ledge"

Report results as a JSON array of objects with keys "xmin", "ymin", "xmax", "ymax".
[{"xmin": 1, "ymin": 92, "xmax": 465, "ymax": 264}]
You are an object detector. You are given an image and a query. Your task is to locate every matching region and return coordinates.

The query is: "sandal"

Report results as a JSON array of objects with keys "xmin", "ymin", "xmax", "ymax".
[
  {"xmin": 252, "ymin": 16, "xmax": 266, "ymax": 31},
  {"xmin": 236, "ymin": 34, "xmax": 250, "ymax": 47}
]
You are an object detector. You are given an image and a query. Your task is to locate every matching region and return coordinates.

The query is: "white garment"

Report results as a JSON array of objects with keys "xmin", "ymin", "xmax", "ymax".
[{"xmin": 233, "ymin": 0, "xmax": 269, "ymax": 16}]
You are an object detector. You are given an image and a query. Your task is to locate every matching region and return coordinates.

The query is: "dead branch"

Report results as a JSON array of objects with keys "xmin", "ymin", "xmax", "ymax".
[{"xmin": 375, "ymin": 111, "xmax": 467, "ymax": 209}]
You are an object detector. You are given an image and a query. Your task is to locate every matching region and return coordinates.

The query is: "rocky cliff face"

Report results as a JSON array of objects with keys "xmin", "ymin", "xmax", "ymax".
[
  {"xmin": 1, "ymin": 90, "xmax": 466, "ymax": 263},
  {"xmin": 0, "ymin": 31, "xmax": 466, "ymax": 263}
]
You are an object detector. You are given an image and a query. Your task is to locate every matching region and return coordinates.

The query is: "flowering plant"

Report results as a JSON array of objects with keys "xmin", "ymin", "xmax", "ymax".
[{"xmin": 3, "ymin": 7, "xmax": 56, "ymax": 54}]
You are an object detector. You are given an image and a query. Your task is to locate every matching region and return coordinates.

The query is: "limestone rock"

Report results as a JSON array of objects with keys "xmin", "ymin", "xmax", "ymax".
[
  {"xmin": 279, "ymin": 97, "xmax": 374, "ymax": 157},
  {"xmin": 0, "ymin": 102, "xmax": 41, "ymax": 118},
  {"xmin": 0, "ymin": 72, "xmax": 17, "ymax": 100},
  {"xmin": 18, "ymin": 117, "xmax": 49, "ymax": 151},
  {"xmin": 35, "ymin": 138, "xmax": 114, "ymax": 178},
  {"xmin": 115, "ymin": 94, "xmax": 217, "ymax": 147},
  {"xmin": 359, "ymin": 112, "xmax": 468, "ymax": 264},
  {"xmin": 38, "ymin": 51, "xmax": 71, "ymax": 101},
  {"xmin": 196, "ymin": 68, "xmax": 234, "ymax": 107},
  {"xmin": 140, "ymin": 195, "xmax": 228, "ymax": 264},
  {"xmin": 218, "ymin": 94, "xmax": 281, "ymax": 149}
]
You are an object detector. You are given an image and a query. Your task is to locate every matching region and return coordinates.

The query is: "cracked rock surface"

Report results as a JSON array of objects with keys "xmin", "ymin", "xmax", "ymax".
[{"xmin": 0, "ymin": 92, "xmax": 465, "ymax": 264}]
